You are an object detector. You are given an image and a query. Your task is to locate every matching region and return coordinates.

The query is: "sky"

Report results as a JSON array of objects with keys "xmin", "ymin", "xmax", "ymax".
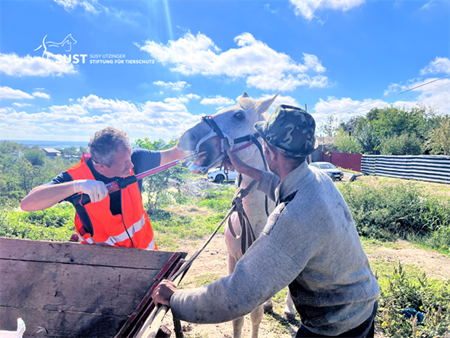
[{"xmin": 0, "ymin": 0, "xmax": 449, "ymax": 143}]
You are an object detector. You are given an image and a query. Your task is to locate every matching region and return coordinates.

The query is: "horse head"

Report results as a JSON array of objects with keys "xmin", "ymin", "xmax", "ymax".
[{"xmin": 179, "ymin": 92, "xmax": 278, "ymax": 173}]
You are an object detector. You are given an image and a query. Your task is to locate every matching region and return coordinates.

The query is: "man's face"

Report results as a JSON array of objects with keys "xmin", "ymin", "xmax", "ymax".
[{"xmin": 100, "ymin": 144, "xmax": 134, "ymax": 178}]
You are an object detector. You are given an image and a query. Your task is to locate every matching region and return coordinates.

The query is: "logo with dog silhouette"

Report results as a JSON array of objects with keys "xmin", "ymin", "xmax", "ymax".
[{"xmin": 34, "ymin": 34, "xmax": 77, "ymax": 58}]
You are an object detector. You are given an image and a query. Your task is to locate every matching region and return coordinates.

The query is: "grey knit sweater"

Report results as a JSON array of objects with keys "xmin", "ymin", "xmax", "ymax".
[{"xmin": 171, "ymin": 162, "xmax": 379, "ymax": 335}]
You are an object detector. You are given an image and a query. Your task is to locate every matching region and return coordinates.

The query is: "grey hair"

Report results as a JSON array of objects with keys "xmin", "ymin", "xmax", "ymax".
[{"xmin": 88, "ymin": 127, "xmax": 131, "ymax": 167}]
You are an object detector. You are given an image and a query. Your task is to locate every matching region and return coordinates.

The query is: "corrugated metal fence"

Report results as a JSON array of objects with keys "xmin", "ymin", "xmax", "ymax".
[{"xmin": 361, "ymin": 155, "xmax": 450, "ymax": 184}]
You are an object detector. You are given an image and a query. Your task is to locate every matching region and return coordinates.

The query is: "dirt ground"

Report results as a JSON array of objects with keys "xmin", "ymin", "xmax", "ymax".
[{"xmin": 157, "ymin": 234, "xmax": 449, "ymax": 338}]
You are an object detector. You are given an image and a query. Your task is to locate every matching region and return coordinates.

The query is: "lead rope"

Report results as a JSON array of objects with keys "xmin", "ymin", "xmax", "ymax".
[{"xmin": 169, "ymin": 181, "xmax": 255, "ymax": 281}]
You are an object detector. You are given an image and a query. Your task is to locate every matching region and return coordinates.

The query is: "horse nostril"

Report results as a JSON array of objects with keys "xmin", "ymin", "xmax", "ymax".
[{"xmin": 179, "ymin": 132, "xmax": 198, "ymax": 151}]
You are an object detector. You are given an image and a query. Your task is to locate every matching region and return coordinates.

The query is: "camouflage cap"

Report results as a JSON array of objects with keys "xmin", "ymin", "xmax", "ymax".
[{"xmin": 254, "ymin": 104, "xmax": 317, "ymax": 157}]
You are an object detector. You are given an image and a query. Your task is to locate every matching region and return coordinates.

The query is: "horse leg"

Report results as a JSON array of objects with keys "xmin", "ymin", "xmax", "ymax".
[
  {"xmin": 263, "ymin": 298, "xmax": 273, "ymax": 313},
  {"xmin": 283, "ymin": 290, "xmax": 296, "ymax": 320},
  {"xmin": 250, "ymin": 304, "xmax": 264, "ymax": 338},
  {"xmin": 228, "ymin": 253, "xmax": 245, "ymax": 338}
]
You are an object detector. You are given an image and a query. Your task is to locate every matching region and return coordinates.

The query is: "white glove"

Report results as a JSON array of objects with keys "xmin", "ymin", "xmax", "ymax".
[{"xmin": 73, "ymin": 180, "xmax": 108, "ymax": 203}]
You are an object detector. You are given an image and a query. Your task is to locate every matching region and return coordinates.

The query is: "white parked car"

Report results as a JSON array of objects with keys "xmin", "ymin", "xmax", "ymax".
[
  {"xmin": 207, "ymin": 167, "xmax": 238, "ymax": 183},
  {"xmin": 309, "ymin": 162, "xmax": 344, "ymax": 181}
]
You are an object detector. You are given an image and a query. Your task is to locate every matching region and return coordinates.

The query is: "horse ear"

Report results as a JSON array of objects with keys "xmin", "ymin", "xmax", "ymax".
[
  {"xmin": 242, "ymin": 92, "xmax": 250, "ymax": 98},
  {"xmin": 256, "ymin": 93, "xmax": 279, "ymax": 114}
]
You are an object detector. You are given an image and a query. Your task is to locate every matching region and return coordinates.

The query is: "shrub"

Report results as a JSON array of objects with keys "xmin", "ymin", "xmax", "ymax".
[
  {"xmin": 0, "ymin": 203, "xmax": 75, "ymax": 241},
  {"xmin": 378, "ymin": 262, "xmax": 450, "ymax": 338},
  {"xmin": 379, "ymin": 133, "xmax": 423, "ymax": 155},
  {"xmin": 338, "ymin": 182, "xmax": 450, "ymax": 252},
  {"xmin": 334, "ymin": 136, "xmax": 363, "ymax": 154}
]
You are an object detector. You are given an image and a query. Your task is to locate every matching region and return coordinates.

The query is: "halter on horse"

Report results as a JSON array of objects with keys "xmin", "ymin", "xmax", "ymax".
[{"xmin": 189, "ymin": 115, "xmax": 268, "ymax": 176}]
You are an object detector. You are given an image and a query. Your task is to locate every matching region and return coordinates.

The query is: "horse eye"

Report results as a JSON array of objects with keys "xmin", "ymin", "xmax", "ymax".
[{"xmin": 234, "ymin": 112, "xmax": 245, "ymax": 120}]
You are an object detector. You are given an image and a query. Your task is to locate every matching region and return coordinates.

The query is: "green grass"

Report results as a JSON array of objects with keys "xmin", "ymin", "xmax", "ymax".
[
  {"xmin": 194, "ymin": 273, "xmax": 220, "ymax": 287},
  {"xmin": 198, "ymin": 187, "xmax": 235, "ymax": 213},
  {"xmin": 0, "ymin": 202, "xmax": 75, "ymax": 241}
]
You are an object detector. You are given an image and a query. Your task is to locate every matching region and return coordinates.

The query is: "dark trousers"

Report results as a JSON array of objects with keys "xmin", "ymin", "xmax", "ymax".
[{"xmin": 296, "ymin": 302, "xmax": 377, "ymax": 338}]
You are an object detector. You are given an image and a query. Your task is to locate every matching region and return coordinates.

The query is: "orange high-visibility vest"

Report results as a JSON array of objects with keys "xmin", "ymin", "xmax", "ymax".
[{"xmin": 66, "ymin": 154, "xmax": 157, "ymax": 250}]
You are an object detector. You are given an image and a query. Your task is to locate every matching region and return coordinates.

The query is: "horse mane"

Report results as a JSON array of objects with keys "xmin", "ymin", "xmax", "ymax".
[{"xmin": 238, "ymin": 96, "xmax": 254, "ymax": 111}]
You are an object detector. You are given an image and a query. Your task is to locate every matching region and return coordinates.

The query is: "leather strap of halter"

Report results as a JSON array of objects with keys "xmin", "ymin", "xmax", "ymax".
[
  {"xmin": 202, "ymin": 115, "xmax": 225, "ymax": 140},
  {"xmin": 227, "ymin": 180, "xmax": 257, "ymax": 255}
]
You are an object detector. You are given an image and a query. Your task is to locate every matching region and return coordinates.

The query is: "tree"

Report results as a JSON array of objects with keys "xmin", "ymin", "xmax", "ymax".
[
  {"xmin": 318, "ymin": 115, "xmax": 339, "ymax": 136},
  {"xmin": 0, "ymin": 141, "xmax": 21, "ymax": 154},
  {"xmin": 24, "ymin": 149, "xmax": 46, "ymax": 166},
  {"xmin": 365, "ymin": 105, "xmax": 432, "ymax": 139},
  {"xmin": 353, "ymin": 118, "xmax": 380, "ymax": 154},
  {"xmin": 339, "ymin": 116, "xmax": 361, "ymax": 135},
  {"xmin": 429, "ymin": 116, "xmax": 450, "ymax": 155},
  {"xmin": 379, "ymin": 133, "xmax": 423, "ymax": 155},
  {"xmin": 334, "ymin": 136, "xmax": 363, "ymax": 154}
]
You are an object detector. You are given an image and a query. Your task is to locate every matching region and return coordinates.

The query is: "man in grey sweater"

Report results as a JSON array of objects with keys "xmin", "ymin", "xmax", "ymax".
[{"xmin": 153, "ymin": 105, "xmax": 379, "ymax": 337}]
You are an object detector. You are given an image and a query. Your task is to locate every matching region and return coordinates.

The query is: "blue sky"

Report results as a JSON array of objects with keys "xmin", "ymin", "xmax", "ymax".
[{"xmin": 0, "ymin": 0, "xmax": 449, "ymax": 143}]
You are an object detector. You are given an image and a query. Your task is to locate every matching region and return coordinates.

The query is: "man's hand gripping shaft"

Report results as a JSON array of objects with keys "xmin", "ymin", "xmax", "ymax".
[{"xmin": 73, "ymin": 180, "xmax": 108, "ymax": 203}]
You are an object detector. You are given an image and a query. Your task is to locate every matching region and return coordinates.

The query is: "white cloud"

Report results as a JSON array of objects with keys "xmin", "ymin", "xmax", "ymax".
[
  {"xmin": 0, "ymin": 86, "xmax": 34, "ymax": 99},
  {"xmin": 54, "ymin": 0, "xmax": 99, "ymax": 13},
  {"xmin": 54, "ymin": 0, "xmax": 141, "ymax": 25},
  {"xmin": 185, "ymin": 94, "xmax": 201, "ymax": 100},
  {"xmin": 200, "ymin": 95, "xmax": 235, "ymax": 105},
  {"xmin": 267, "ymin": 94, "xmax": 299, "ymax": 109},
  {"xmin": 420, "ymin": 57, "xmax": 450, "ymax": 75},
  {"xmin": 49, "ymin": 104, "xmax": 90, "ymax": 116},
  {"xmin": 153, "ymin": 81, "xmax": 191, "ymax": 90},
  {"xmin": 164, "ymin": 97, "xmax": 189, "ymax": 105},
  {"xmin": 12, "ymin": 103, "xmax": 33, "ymax": 107},
  {"xmin": 0, "ymin": 94, "xmax": 202, "ymax": 141},
  {"xmin": 290, "ymin": 0, "xmax": 365, "ymax": 20},
  {"xmin": 404, "ymin": 77, "xmax": 450, "ymax": 114},
  {"xmin": 264, "ymin": 4, "xmax": 278, "ymax": 14},
  {"xmin": 303, "ymin": 54, "xmax": 326, "ymax": 73},
  {"xmin": 312, "ymin": 96, "xmax": 389, "ymax": 123},
  {"xmin": 313, "ymin": 75, "xmax": 450, "ymax": 124},
  {"xmin": 0, "ymin": 53, "xmax": 77, "ymax": 77},
  {"xmin": 137, "ymin": 32, "xmax": 328, "ymax": 91},
  {"xmin": 32, "ymin": 92, "xmax": 51, "ymax": 99},
  {"xmin": 78, "ymin": 94, "xmax": 138, "ymax": 113},
  {"xmin": 420, "ymin": 1, "xmax": 435, "ymax": 10}
]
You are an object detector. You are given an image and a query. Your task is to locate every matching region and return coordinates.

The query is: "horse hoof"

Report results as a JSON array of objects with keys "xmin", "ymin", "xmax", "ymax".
[
  {"xmin": 284, "ymin": 310, "xmax": 296, "ymax": 321},
  {"xmin": 263, "ymin": 303, "xmax": 273, "ymax": 313}
]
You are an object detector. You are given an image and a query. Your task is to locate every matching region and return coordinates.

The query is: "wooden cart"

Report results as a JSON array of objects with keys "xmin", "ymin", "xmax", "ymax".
[{"xmin": 0, "ymin": 237, "xmax": 187, "ymax": 337}]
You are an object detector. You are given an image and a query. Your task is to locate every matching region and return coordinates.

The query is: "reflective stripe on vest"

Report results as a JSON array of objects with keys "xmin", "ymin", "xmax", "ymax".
[
  {"xmin": 146, "ymin": 238, "xmax": 156, "ymax": 250},
  {"xmin": 94, "ymin": 215, "xmax": 145, "ymax": 246}
]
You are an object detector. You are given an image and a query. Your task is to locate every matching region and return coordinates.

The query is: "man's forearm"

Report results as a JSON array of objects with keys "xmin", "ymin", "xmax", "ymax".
[
  {"xmin": 239, "ymin": 166, "xmax": 262, "ymax": 182},
  {"xmin": 160, "ymin": 146, "xmax": 187, "ymax": 166},
  {"xmin": 226, "ymin": 151, "xmax": 263, "ymax": 182},
  {"xmin": 21, "ymin": 182, "xmax": 76, "ymax": 211}
]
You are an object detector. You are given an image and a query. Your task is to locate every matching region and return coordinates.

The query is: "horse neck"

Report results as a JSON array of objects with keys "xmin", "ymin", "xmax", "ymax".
[
  {"xmin": 239, "ymin": 146, "xmax": 273, "ymax": 238},
  {"xmin": 239, "ymin": 147, "xmax": 265, "ymax": 187}
]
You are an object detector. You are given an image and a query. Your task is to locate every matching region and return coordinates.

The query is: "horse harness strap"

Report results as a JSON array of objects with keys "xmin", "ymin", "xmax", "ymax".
[{"xmin": 228, "ymin": 179, "xmax": 258, "ymax": 255}]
